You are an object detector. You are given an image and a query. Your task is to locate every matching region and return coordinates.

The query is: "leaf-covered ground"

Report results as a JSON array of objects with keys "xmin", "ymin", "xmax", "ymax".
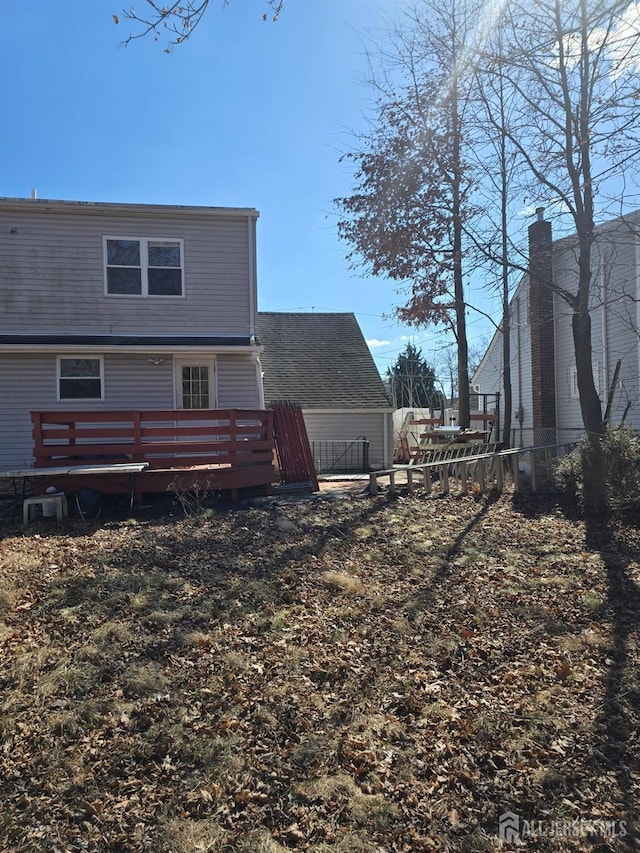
[{"xmin": 1, "ymin": 488, "xmax": 639, "ymax": 852}]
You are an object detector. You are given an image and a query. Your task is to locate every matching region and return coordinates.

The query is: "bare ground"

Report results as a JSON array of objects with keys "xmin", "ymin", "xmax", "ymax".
[{"xmin": 0, "ymin": 486, "xmax": 639, "ymax": 851}]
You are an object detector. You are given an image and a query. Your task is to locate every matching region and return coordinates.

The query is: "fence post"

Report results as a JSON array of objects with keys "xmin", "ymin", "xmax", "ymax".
[
  {"xmin": 512, "ymin": 455, "xmax": 520, "ymax": 491},
  {"xmin": 529, "ymin": 451, "xmax": 537, "ymax": 492}
]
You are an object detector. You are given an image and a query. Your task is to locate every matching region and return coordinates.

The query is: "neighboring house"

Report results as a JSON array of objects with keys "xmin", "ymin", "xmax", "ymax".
[
  {"xmin": 258, "ymin": 312, "xmax": 393, "ymax": 471},
  {"xmin": 473, "ymin": 209, "xmax": 640, "ymax": 448},
  {"xmin": 0, "ymin": 197, "xmax": 265, "ymax": 469}
]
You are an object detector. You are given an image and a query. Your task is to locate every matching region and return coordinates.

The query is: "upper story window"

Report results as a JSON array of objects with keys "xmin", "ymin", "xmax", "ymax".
[{"xmin": 104, "ymin": 238, "xmax": 184, "ymax": 297}]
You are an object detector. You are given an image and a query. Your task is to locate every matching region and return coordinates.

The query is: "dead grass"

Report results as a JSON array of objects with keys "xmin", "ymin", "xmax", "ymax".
[
  {"xmin": 319, "ymin": 569, "xmax": 366, "ymax": 595},
  {"xmin": 0, "ymin": 489, "xmax": 639, "ymax": 851}
]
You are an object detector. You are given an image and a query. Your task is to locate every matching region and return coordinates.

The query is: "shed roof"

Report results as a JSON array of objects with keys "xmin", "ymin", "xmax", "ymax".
[{"xmin": 258, "ymin": 312, "xmax": 391, "ymax": 409}]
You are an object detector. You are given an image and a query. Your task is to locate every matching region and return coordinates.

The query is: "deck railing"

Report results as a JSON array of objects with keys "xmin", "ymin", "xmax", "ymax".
[{"xmin": 31, "ymin": 408, "xmax": 274, "ymax": 472}]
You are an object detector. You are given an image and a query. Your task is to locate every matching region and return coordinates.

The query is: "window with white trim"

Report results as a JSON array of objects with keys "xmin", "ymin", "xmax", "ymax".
[
  {"xmin": 104, "ymin": 238, "xmax": 184, "ymax": 296},
  {"xmin": 570, "ymin": 363, "xmax": 600, "ymax": 399},
  {"xmin": 57, "ymin": 357, "xmax": 104, "ymax": 401}
]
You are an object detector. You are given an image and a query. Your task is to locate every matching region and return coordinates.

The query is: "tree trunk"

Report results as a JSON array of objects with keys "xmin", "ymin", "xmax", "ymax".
[
  {"xmin": 501, "ymin": 294, "xmax": 512, "ymax": 449},
  {"xmin": 452, "ymin": 88, "xmax": 470, "ymax": 430},
  {"xmin": 572, "ymin": 240, "xmax": 606, "ymax": 516}
]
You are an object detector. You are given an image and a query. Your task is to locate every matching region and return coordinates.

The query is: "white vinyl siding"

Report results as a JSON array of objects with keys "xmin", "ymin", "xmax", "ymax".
[
  {"xmin": 0, "ymin": 352, "xmax": 263, "ymax": 470},
  {"xmin": 302, "ymin": 410, "xmax": 392, "ymax": 470},
  {"xmin": 472, "ymin": 278, "xmax": 533, "ymax": 448},
  {"xmin": 1, "ymin": 207, "xmax": 255, "ymax": 336},
  {"xmin": 217, "ymin": 354, "xmax": 261, "ymax": 408}
]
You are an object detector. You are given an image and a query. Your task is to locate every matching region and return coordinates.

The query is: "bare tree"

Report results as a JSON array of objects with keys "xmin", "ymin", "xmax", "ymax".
[
  {"xmin": 469, "ymin": 21, "xmax": 527, "ymax": 449},
  {"xmin": 115, "ymin": 0, "xmax": 283, "ymax": 49},
  {"xmin": 492, "ymin": 0, "xmax": 640, "ymax": 514},
  {"xmin": 336, "ymin": 0, "xmax": 487, "ymax": 429}
]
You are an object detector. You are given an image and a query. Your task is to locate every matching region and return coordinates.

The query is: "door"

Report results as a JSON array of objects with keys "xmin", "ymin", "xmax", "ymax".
[{"xmin": 175, "ymin": 358, "xmax": 216, "ymax": 409}]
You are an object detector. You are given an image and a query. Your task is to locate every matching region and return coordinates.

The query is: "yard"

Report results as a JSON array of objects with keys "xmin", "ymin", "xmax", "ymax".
[{"xmin": 0, "ymin": 486, "xmax": 639, "ymax": 851}]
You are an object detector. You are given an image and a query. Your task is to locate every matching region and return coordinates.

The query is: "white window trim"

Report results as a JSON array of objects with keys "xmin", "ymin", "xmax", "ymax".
[
  {"xmin": 103, "ymin": 237, "xmax": 185, "ymax": 298},
  {"xmin": 570, "ymin": 362, "xmax": 600, "ymax": 400},
  {"xmin": 57, "ymin": 355, "xmax": 105, "ymax": 402},
  {"xmin": 174, "ymin": 356, "xmax": 218, "ymax": 410}
]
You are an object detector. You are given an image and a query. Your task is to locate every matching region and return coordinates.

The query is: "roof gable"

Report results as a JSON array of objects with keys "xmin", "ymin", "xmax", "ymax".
[{"xmin": 258, "ymin": 312, "xmax": 391, "ymax": 409}]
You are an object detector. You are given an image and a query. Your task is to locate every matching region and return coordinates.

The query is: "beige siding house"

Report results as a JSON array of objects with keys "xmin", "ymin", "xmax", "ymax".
[
  {"xmin": 258, "ymin": 312, "xmax": 393, "ymax": 471},
  {"xmin": 0, "ymin": 197, "xmax": 264, "ymax": 469}
]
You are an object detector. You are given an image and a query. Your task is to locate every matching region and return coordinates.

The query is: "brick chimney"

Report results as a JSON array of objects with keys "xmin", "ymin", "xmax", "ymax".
[{"xmin": 528, "ymin": 208, "xmax": 556, "ymax": 447}]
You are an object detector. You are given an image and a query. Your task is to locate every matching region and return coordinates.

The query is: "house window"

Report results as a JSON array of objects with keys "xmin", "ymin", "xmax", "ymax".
[
  {"xmin": 105, "ymin": 238, "xmax": 184, "ymax": 296},
  {"xmin": 570, "ymin": 363, "xmax": 600, "ymax": 399},
  {"xmin": 58, "ymin": 357, "xmax": 104, "ymax": 401}
]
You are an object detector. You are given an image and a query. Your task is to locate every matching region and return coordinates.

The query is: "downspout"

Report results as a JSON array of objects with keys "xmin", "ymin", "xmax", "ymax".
[
  {"xmin": 253, "ymin": 349, "xmax": 265, "ymax": 409},
  {"xmin": 248, "ymin": 214, "xmax": 264, "ymax": 410},
  {"xmin": 383, "ymin": 410, "xmax": 390, "ymax": 468},
  {"xmin": 248, "ymin": 215, "xmax": 258, "ymax": 338}
]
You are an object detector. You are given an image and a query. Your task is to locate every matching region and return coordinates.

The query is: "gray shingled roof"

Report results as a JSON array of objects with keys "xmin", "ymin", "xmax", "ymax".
[{"xmin": 257, "ymin": 312, "xmax": 392, "ymax": 409}]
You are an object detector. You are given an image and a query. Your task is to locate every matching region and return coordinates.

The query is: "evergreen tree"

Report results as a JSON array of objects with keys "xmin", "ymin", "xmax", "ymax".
[{"xmin": 387, "ymin": 343, "xmax": 444, "ymax": 410}]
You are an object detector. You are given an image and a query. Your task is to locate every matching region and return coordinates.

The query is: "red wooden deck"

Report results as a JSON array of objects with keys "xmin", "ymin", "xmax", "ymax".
[{"xmin": 30, "ymin": 409, "xmax": 275, "ymax": 501}]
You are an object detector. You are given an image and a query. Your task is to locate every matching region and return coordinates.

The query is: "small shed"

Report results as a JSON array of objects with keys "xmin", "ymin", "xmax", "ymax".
[{"xmin": 258, "ymin": 312, "xmax": 393, "ymax": 472}]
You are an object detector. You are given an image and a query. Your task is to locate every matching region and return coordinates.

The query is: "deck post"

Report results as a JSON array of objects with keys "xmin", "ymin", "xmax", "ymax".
[
  {"xmin": 31, "ymin": 412, "xmax": 43, "ymax": 465},
  {"xmin": 229, "ymin": 410, "xmax": 237, "ymax": 467},
  {"xmin": 133, "ymin": 412, "xmax": 143, "ymax": 462}
]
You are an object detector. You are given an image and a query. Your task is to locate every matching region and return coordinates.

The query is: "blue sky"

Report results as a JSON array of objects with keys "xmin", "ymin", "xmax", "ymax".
[{"xmin": 0, "ymin": 0, "xmax": 496, "ymax": 380}]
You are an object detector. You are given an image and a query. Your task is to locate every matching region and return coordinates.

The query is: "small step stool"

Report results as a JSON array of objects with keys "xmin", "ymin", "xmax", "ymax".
[{"xmin": 23, "ymin": 493, "xmax": 68, "ymax": 524}]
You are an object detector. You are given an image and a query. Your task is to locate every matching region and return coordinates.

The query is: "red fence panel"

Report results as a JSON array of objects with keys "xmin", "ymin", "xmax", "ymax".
[{"xmin": 269, "ymin": 401, "xmax": 319, "ymax": 491}]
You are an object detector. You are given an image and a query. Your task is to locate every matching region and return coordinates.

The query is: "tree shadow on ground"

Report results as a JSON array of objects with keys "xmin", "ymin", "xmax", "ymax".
[
  {"xmin": 510, "ymin": 487, "xmax": 564, "ymax": 519},
  {"xmin": 397, "ymin": 488, "xmax": 640, "ymax": 843},
  {"xmin": 583, "ymin": 514, "xmax": 640, "ymax": 846},
  {"xmin": 48, "ymin": 494, "xmax": 394, "ymax": 632},
  {"xmin": 8, "ymin": 486, "xmax": 639, "ymax": 849}
]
